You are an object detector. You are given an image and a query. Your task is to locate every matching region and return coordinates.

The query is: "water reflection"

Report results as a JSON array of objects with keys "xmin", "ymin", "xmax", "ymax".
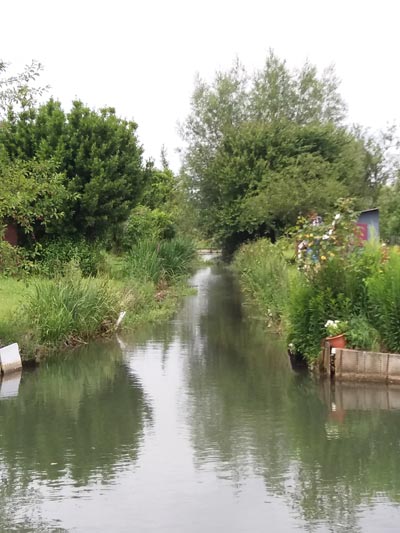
[
  {"xmin": 0, "ymin": 340, "xmax": 150, "ymax": 531},
  {"xmin": 181, "ymin": 264, "xmax": 400, "ymax": 532},
  {"xmin": 1, "ymin": 263, "xmax": 400, "ymax": 531},
  {"xmin": 0, "ymin": 370, "xmax": 22, "ymax": 399}
]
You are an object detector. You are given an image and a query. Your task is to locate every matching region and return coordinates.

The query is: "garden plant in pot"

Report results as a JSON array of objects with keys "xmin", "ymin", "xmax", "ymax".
[{"xmin": 325, "ymin": 320, "xmax": 348, "ymax": 349}]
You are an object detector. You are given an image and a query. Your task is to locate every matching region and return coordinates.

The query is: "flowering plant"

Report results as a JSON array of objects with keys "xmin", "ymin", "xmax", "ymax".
[
  {"xmin": 325, "ymin": 319, "xmax": 348, "ymax": 337},
  {"xmin": 293, "ymin": 198, "xmax": 361, "ymax": 280}
]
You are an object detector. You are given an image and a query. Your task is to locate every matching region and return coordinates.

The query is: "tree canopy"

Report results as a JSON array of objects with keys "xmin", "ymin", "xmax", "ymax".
[
  {"xmin": 180, "ymin": 51, "xmax": 393, "ymax": 251},
  {"xmin": 0, "ymin": 98, "xmax": 144, "ymax": 239}
]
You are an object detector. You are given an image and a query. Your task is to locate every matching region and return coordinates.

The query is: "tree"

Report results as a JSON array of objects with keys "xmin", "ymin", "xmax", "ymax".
[
  {"xmin": 0, "ymin": 99, "xmax": 145, "ymax": 239},
  {"xmin": 63, "ymin": 101, "xmax": 144, "ymax": 237},
  {"xmin": 250, "ymin": 56, "xmax": 346, "ymax": 124},
  {"xmin": 180, "ymin": 51, "xmax": 346, "ymax": 189},
  {"xmin": 179, "ymin": 58, "xmax": 249, "ymax": 185},
  {"xmin": 140, "ymin": 160, "xmax": 175, "ymax": 210},
  {"xmin": 0, "ymin": 59, "xmax": 47, "ymax": 118},
  {"xmin": 180, "ymin": 51, "xmax": 395, "ymax": 250},
  {"xmin": 194, "ymin": 121, "xmax": 382, "ymax": 251}
]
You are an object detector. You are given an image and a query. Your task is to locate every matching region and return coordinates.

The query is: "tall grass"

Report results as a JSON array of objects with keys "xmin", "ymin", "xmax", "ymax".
[
  {"xmin": 23, "ymin": 270, "xmax": 119, "ymax": 345},
  {"xmin": 123, "ymin": 240, "xmax": 163, "ymax": 283},
  {"xmin": 233, "ymin": 239, "xmax": 290, "ymax": 324},
  {"xmin": 287, "ymin": 245, "xmax": 382, "ymax": 360},
  {"xmin": 367, "ymin": 251, "xmax": 400, "ymax": 352},
  {"xmin": 122, "ymin": 238, "xmax": 196, "ymax": 284},
  {"xmin": 158, "ymin": 238, "xmax": 196, "ymax": 280}
]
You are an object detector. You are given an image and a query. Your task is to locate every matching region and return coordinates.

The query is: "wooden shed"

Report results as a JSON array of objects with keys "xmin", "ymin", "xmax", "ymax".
[{"xmin": 356, "ymin": 208, "xmax": 379, "ymax": 242}]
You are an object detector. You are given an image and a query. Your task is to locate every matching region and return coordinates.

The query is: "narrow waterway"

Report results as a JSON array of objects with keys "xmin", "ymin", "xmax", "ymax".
[{"xmin": 1, "ymin": 262, "xmax": 400, "ymax": 532}]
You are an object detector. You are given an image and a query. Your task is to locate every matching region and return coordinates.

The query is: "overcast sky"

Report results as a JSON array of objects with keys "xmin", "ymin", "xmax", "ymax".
[{"xmin": 1, "ymin": 0, "xmax": 399, "ymax": 170}]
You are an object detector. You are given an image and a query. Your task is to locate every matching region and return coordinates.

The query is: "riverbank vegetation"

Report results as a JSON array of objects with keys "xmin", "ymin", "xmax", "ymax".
[
  {"xmin": 177, "ymin": 52, "xmax": 400, "ymax": 363},
  {"xmin": 0, "ymin": 60, "xmax": 198, "ymax": 360},
  {"xmin": 233, "ymin": 200, "xmax": 400, "ymax": 363},
  {"xmin": 0, "ymin": 236, "xmax": 196, "ymax": 360},
  {"xmin": 2, "ymin": 52, "xmax": 400, "ymax": 362}
]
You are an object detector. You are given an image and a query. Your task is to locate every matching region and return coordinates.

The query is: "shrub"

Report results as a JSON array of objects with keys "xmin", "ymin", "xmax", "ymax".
[
  {"xmin": 35, "ymin": 238, "xmax": 102, "ymax": 277},
  {"xmin": 287, "ymin": 229, "xmax": 383, "ymax": 360},
  {"xmin": 121, "ymin": 206, "xmax": 175, "ymax": 250},
  {"xmin": 287, "ymin": 277, "xmax": 323, "ymax": 359},
  {"xmin": 294, "ymin": 198, "xmax": 361, "ymax": 280},
  {"xmin": 23, "ymin": 268, "xmax": 119, "ymax": 345},
  {"xmin": 0, "ymin": 240, "xmax": 24, "ymax": 276},
  {"xmin": 346, "ymin": 315, "xmax": 380, "ymax": 351},
  {"xmin": 287, "ymin": 260, "xmax": 354, "ymax": 360}
]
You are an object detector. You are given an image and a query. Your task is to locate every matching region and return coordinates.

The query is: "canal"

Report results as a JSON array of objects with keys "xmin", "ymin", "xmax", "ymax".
[{"xmin": 1, "ymin": 261, "xmax": 400, "ymax": 532}]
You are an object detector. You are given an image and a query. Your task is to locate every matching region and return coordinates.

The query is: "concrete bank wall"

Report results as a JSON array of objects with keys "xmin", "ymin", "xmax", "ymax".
[{"xmin": 321, "ymin": 347, "xmax": 400, "ymax": 384}]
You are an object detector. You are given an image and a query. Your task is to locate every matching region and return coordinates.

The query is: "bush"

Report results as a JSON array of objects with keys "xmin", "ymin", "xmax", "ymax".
[
  {"xmin": 35, "ymin": 238, "xmax": 102, "ymax": 277},
  {"xmin": 23, "ymin": 268, "xmax": 119, "ymax": 345},
  {"xmin": 0, "ymin": 240, "xmax": 24, "ymax": 276},
  {"xmin": 346, "ymin": 315, "xmax": 380, "ymax": 351},
  {"xmin": 121, "ymin": 206, "xmax": 175, "ymax": 250},
  {"xmin": 287, "ymin": 241, "xmax": 383, "ymax": 360},
  {"xmin": 287, "ymin": 277, "xmax": 324, "ymax": 359}
]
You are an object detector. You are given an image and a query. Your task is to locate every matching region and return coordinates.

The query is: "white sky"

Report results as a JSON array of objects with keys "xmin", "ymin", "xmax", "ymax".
[{"xmin": 1, "ymin": 0, "xmax": 400, "ymax": 171}]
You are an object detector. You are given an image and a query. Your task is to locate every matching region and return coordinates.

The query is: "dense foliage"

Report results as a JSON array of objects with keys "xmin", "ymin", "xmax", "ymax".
[
  {"xmin": 0, "ymin": 60, "xmax": 197, "ymax": 358},
  {"xmin": 0, "ymin": 158, "xmax": 70, "ymax": 240},
  {"xmin": 181, "ymin": 52, "xmax": 394, "ymax": 251},
  {"xmin": 233, "ymin": 202, "xmax": 400, "ymax": 361},
  {"xmin": 0, "ymin": 98, "xmax": 144, "ymax": 239}
]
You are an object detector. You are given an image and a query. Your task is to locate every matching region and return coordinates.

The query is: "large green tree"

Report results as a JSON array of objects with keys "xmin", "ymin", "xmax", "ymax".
[
  {"xmin": 0, "ymin": 98, "xmax": 144, "ymax": 238},
  {"xmin": 180, "ymin": 52, "xmax": 393, "ymax": 250},
  {"xmin": 198, "ymin": 121, "xmax": 377, "ymax": 249},
  {"xmin": 180, "ymin": 52, "xmax": 346, "ymax": 184}
]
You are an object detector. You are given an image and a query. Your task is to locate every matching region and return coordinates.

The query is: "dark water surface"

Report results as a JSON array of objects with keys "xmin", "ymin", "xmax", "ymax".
[{"xmin": 1, "ymin": 263, "xmax": 400, "ymax": 532}]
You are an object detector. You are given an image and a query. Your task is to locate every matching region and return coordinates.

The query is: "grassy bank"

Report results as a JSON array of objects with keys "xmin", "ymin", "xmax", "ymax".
[{"xmin": 0, "ymin": 238, "xmax": 197, "ymax": 362}]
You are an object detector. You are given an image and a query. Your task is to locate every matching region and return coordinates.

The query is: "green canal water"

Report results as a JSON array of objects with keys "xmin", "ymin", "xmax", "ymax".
[{"xmin": 1, "ymin": 262, "xmax": 400, "ymax": 532}]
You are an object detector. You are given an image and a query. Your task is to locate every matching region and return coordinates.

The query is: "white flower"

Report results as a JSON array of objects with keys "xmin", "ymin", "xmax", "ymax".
[{"xmin": 334, "ymin": 213, "xmax": 341, "ymax": 221}]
